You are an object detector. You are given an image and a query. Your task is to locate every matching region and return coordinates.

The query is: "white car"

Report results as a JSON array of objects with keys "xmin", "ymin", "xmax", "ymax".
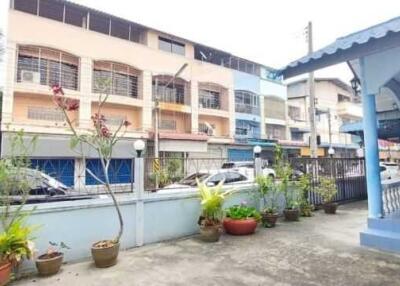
[
  {"xmin": 380, "ymin": 162, "xmax": 400, "ymax": 180},
  {"xmin": 221, "ymin": 161, "xmax": 276, "ymax": 178},
  {"xmin": 158, "ymin": 169, "xmax": 252, "ymax": 193}
]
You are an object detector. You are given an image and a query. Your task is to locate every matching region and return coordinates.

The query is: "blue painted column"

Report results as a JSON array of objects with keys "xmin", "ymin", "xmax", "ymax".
[{"xmin": 361, "ymin": 60, "xmax": 383, "ymax": 218}]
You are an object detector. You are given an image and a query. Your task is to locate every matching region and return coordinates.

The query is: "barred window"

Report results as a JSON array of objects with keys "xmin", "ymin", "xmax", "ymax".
[
  {"xmin": 93, "ymin": 61, "xmax": 139, "ymax": 98},
  {"xmin": 160, "ymin": 119, "xmax": 176, "ymax": 130},
  {"xmin": 235, "ymin": 90, "xmax": 260, "ymax": 115},
  {"xmin": 266, "ymin": 124, "xmax": 286, "ymax": 140},
  {"xmin": 199, "ymin": 89, "xmax": 220, "ymax": 109},
  {"xmin": 159, "ymin": 37, "xmax": 185, "ymax": 56},
  {"xmin": 264, "ymin": 96, "xmax": 286, "ymax": 120},
  {"xmin": 106, "ymin": 115, "xmax": 127, "ymax": 126},
  {"xmin": 199, "ymin": 122, "xmax": 215, "ymax": 134},
  {"xmin": 152, "ymin": 76, "xmax": 188, "ymax": 105},
  {"xmin": 17, "ymin": 46, "xmax": 79, "ymax": 91},
  {"xmin": 289, "ymin": 106, "xmax": 301, "ymax": 120},
  {"xmin": 27, "ymin": 106, "xmax": 65, "ymax": 122}
]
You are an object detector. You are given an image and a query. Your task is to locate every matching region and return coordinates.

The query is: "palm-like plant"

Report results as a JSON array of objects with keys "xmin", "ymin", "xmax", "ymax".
[{"xmin": 197, "ymin": 179, "xmax": 232, "ymax": 226}]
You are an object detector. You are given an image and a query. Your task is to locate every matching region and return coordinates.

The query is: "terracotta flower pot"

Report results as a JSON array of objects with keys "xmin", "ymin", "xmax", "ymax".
[
  {"xmin": 283, "ymin": 209, "xmax": 300, "ymax": 221},
  {"xmin": 199, "ymin": 224, "xmax": 222, "ymax": 242},
  {"xmin": 261, "ymin": 213, "xmax": 279, "ymax": 228},
  {"xmin": 36, "ymin": 252, "xmax": 63, "ymax": 276},
  {"xmin": 0, "ymin": 262, "xmax": 11, "ymax": 286},
  {"xmin": 223, "ymin": 218, "xmax": 257, "ymax": 235},
  {"xmin": 91, "ymin": 241, "xmax": 120, "ymax": 268},
  {"xmin": 323, "ymin": 202, "xmax": 338, "ymax": 214}
]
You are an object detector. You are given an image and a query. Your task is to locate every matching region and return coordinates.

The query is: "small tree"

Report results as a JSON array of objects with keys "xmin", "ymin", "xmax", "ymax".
[
  {"xmin": 315, "ymin": 177, "xmax": 337, "ymax": 204},
  {"xmin": 298, "ymin": 174, "xmax": 313, "ymax": 216},
  {"xmin": 51, "ymin": 84, "xmax": 131, "ymax": 244},
  {"xmin": 255, "ymin": 175, "xmax": 281, "ymax": 214}
]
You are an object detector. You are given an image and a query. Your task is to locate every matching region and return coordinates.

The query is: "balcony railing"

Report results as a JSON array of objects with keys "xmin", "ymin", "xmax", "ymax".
[
  {"xmin": 235, "ymin": 103, "xmax": 260, "ymax": 115},
  {"xmin": 17, "ymin": 46, "xmax": 79, "ymax": 91},
  {"xmin": 153, "ymin": 86, "xmax": 187, "ymax": 105},
  {"xmin": 382, "ymin": 178, "xmax": 400, "ymax": 216},
  {"xmin": 199, "ymin": 96, "xmax": 221, "ymax": 110}
]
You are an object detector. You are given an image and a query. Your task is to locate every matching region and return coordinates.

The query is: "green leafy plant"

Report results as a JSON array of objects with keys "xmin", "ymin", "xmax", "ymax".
[
  {"xmin": 0, "ymin": 215, "xmax": 36, "ymax": 265},
  {"xmin": 298, "ymin": 174, "xmax": 313, "ymax": 216},
  {"xmin": 315, "ymin": 177, "xmax": 337, "ymax": 204},
  {"xmin": 255, "ymin": 175, "xmax": 281, "ymax": 214},
  {"xmin": 197, "ymin": 179, "xmax": 233, "ymax": 226},
  {"xmin": 225, "ymin": 203, "xmax": 261, "ymax": 221}
]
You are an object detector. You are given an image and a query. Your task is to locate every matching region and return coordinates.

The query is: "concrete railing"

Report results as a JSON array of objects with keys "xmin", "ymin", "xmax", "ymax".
[{"xmin": 382, "ymin": 178, "xmax": 400, "ymax": 216}]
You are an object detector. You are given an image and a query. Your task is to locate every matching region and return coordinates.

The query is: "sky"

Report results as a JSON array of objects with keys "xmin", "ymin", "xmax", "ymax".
[{"xmin": 1, "ymin": 0, "xmax": 400, "ymax": 86}]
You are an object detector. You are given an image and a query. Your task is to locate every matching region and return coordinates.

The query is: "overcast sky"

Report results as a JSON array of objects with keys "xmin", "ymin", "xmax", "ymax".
[{"xmin": 2, "ymin": 0, "xmax": 400, "ymax": 86}]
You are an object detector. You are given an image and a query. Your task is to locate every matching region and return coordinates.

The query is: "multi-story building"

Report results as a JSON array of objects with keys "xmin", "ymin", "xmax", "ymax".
[
  {"xmin": 287, "ymin": 78, "xmax": 362, "ymax": 157},
  {"xmin": 4, "ymin": 0, "xmax": 240, "ymax": 187}
]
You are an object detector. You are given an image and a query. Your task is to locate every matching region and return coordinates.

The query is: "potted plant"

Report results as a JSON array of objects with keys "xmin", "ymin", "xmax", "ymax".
[
  {"xmin": 315, "ymin": 177, "xmax": 338, "ymax": 214},
  {"xmin": 0, "ymin": 131, "xmax": 37, "ymax": 284},
  {"xmin": 223, "ymin": 203, "xmax": 261, "ymax": 235},
  {"xmin": 51, "ymin": 83, "xmax": 131, "ymax": 268},
  {"xmin": 298, "ymin": 174, "xmax": 313, "ymax": 217},
  {"xmin": 35, "ymin": 242, "xmax": 70, "ymax": 276},
  {"xmin": 197, "ymin": 180, "xmax": 232, "ymax": 242},
  {"xmin": 256, "ymin": 175, "xmax": 281, "ymax": 227},
  {"xmin": 0, "ymin": 216, "xmax": 35, "ymax": 285}
]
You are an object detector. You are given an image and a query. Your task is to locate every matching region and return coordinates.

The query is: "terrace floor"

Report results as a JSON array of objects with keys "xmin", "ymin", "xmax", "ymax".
[{"xmin": 15, "ymin": 201, "xmax": 400, "ymax": 286}]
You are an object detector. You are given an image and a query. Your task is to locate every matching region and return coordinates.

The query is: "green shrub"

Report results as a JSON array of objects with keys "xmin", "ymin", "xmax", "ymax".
[
  {"xmin": 225, "ymin": 204, "xmax": 261, "ymax": 221},
  {"xmin": 315, "ymin": 177, "xmax": 337, "ymax": 203}
]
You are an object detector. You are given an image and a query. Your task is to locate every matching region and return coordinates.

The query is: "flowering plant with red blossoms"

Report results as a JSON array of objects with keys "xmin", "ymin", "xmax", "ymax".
[{"xmin": 51, "ymin": 83, "xmax": 131, "ymax": 244}]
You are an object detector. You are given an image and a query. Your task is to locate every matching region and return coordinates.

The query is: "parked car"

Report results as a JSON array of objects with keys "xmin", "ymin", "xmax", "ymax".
[
  {"xmin": 158, "ymin": 169, "xmax": 252, "ymax": 193},
  {"xmin": 221, "ymin": 161, "xmax": 276, "ymax": 178},
  {"xmin": 380, "ymin": 162, "xmax": 400, "ymax": 180},
  {"xmin": 0, "ymin": 168, "xmax": 95, "ymax": 204}
]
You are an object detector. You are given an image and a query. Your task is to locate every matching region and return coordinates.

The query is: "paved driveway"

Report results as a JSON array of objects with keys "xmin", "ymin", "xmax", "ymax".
[{"xmin": 15, "ymin": 201, "xmax": 400, "ymax": 286}]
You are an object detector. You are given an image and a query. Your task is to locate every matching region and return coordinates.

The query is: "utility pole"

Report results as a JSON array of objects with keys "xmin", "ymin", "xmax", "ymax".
[
  {"xmin": 306, "ymin": 21, "xmax": 318, "ymax": 158},
  {"xmin": 328, "ymin": 108, "xmax": 332, "ymax": 147}
]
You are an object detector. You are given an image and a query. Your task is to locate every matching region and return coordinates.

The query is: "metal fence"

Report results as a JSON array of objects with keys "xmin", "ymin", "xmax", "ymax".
[{"xmin": 289, "ymin": 157, "xmax": 367, "ymax": 205}]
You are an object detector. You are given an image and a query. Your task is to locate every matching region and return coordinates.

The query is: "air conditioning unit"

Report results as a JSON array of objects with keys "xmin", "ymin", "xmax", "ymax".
[{"xmin": 21, "ymin": 70, "xmax": 40, "ymax": 84}]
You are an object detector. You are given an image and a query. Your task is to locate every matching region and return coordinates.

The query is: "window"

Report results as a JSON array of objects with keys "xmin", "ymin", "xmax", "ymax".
[
  {"xmin": 199, "ymin": 89, "xmax": 220, "ymax": 109},
  {"xmin": 235, "ymin": 90, "xmax": 259, "ymax": 114},
  {"xmin": 160, "ymin": 120, "xmax": 176, "ymax": 130},
  {"xmin": 291, "ymin": 132, "xmax": 304, "ymax": 142},
  {"xmin": 39, "ymin": 0, "xmax": 64, "ymax": 22},
  {"xmin": 89, "ymin": 13, "xmax": 110, "ymax": 35},
  {"xmin": 235, "ymin": 120, "xmax": 260, "ymax": 138},
  {"xmin": 199, "ymin": 122, "xmax": 215, "ymax": 135},
  {"xmin": 152, "ymin": 76, "xmax": 187, "ymax": 104},
  {"xmin": 265, "ymin": 96, "xmax": 285, "ymax": 120},
  {"xmin": 105, "ymin": 115, "xmax": 127, "ymax": 126},
  {"xmin": 65, "ymin": 5, "xmax": 87, "ymax": 28},
  {"xmin": 27, "ymin": 106, "xmax": 65, "ymax": 122},
  {"xmin": 17, "ymin": 46, "xmax": 79, "ymax": 90},
  {"xmin": 289, "ymin": 106, "xmax": 301, "ymax": 120},
  {"xmin": 158, "ymin": 37, "xmax": 185, "ymax": 56},
  {"xmin": 110, "ymin": 19, "xmax": 130, "ymax": 40},
  {"xmin": 266, "ymin": 124, "xmax": 286, "ymax": 140},
  {"xmin": 208, "ymin": 173, "xmax": 225, "ymax": 185},
  {"xmin": 14, "ymin": 0, "xmax": 38, "ymax": 15},
  {"xmin": 93, "ymin": 61, "xmax": 139, "ymax": 98},
  {"xmin": 225, "ymin": 172, "xmax": 247, "ymax": 184},
  {"xmin": 338, "ymin": 93, "xmax": 351, "ymax": 103}
]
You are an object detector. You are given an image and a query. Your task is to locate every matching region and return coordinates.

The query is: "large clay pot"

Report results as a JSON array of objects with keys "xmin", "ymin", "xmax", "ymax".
[
  {"xmin": 0, "ymin": 262, "xmax": 11, "ymax": 286},
  {"xmin": 283, "ymin": 209, "xmax": 300, "ymax": 221},
  {"xmin": 261, "ymin": 212, "xmax": 279, "ymax": 228},
  {"xmin": 199, "ymin": 224, "xmax": 222, "ymax": 242},
  {"xmin": 91, "ymin": 241, "xmax": 120, "ymax": 268},
  {"xmin": 323, "ymin": 202, "xmax": 338, "ymax": 214},
  {"xmin": 36, "ymin": 252, "xmax": 63, "ymax": 276},
  {"xmin": 223, "ymin": 218, "xmax": 257, "ymax": 235}
]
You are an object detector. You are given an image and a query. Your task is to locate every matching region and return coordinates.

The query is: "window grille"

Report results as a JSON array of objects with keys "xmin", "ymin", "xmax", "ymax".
[
  {"xmin": 199, "ymin": 89, "xmax": 220, "ymax": 109},
  {"xmin": 160, "ymin": 120, "xmax": 176, "ymax": 130},
  {"xmin": 27, "ymin": 106, "xmax": 65, "ymax": 122},
  {"xmin": 265, "ymin": 96, "xmax": 286, "ymax": 120}
]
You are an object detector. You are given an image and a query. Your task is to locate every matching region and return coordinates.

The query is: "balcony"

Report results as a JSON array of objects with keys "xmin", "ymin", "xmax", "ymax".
[
  {"xmin": 235, "ymin": 103, "xmax": 260, "ymax": 115},
  {"xmin": 337, "ymin": 101, "xmax": 362, "ymax": 120},
  {"xmin": 16, "ymin": 45, "xmax": 79, "ymax": 92}
]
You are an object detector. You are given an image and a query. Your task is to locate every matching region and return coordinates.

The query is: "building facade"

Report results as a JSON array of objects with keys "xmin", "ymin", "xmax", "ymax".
[{"xmin": 287, "ymin": 78, "xmax": 362, "ymax": 157}]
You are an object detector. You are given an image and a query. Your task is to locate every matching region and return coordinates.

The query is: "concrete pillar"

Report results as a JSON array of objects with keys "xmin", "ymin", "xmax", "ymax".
[
  {"xmin": 79, "ymin": 57, "xmax": 92, "ymax": 129},
  {"xmin": 142, "ymin": 71, "xmax": 153, "ymax": 132},
  {"xmin": 134, "ymin": 157, "xmax": 145, "ymax": 246},
  {"xmin": 260, "ymin": 95, "xmax": 266, "ymax": 137},
  {"xmin": 191, "ymin": 80, "xmax": 199, "ymax": 134},
  {"xmin": 228, "ymin": 86, "xmax": 236, "ymax": 138},
  {"xmin": 2, "ymin": 42, "xmax": 17, "ymax": 125},
  {"xmin": 361, "ymin": 59, "xmax": 383, "ymax": 219}
]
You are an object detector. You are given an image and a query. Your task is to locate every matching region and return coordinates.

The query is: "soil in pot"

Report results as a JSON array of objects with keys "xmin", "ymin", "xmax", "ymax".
[
  {"xmin": 91, "ymin": 240, "xmax": 120, "ymax": 268},
  {"xmin": 0, "ymin": 262, "xmax": 11, "ymax": 286},
  {"xmin": 223, "ymin": 218, "xmax": 257, "ymax": 235},
  {"xmin": 323, "ymin": 202, "xmax": 338, "ymax": 214},
  {"xmin": 283, "ymin": 209, "xmax": 300, "ymax": 221},
  {"xmin": 36, "ymin": 252, "xmax": 63, "ymax": 276},
  {"xmin": 262, "ymin": 212, "xmax": 279, "ymax": 228},
  {"xmin": 199, "ymin": 224, "xmax": 222, "ymax": 242}
]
